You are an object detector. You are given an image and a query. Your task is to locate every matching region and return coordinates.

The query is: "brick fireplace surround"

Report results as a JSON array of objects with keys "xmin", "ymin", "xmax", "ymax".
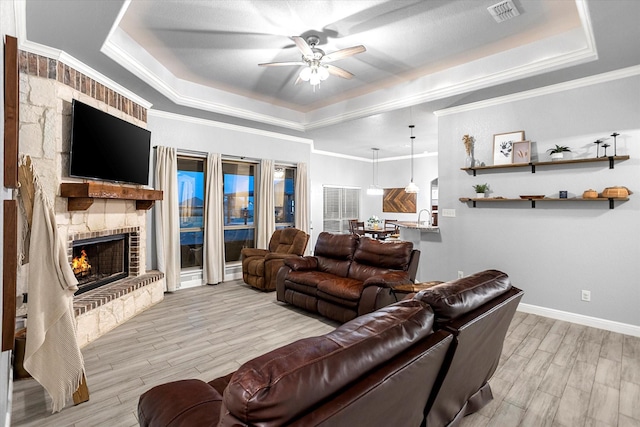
[
  {"xmin": 68, "ymin": 227, "xmax": 165, "ymax": 348},
  {"xmin": 19, "ymin": 50, "xmax": 165, "ymax": 348}
]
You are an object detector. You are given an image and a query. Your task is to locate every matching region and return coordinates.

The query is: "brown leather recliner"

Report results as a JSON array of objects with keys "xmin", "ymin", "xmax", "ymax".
[
  {"xmin": 416, "ymin": 269, "xmax": 524, "ymax": 426},
  {"xmin": 241, "ymin": 228, "xmax": 309, "ymax": 291}
]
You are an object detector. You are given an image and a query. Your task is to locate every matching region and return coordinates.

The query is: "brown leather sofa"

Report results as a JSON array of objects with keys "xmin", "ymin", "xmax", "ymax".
[
  {"xmin": 276, "ymin": 231, "xmax": 420, "ymax": 323},
  {"xmin": 139, "ymin": 297, "xmax": 453, "ymax": 427},
  {"xmin": 241, "ymin": 228, "xmax": 309, "ymax": 291},
  {"xmin": 138, "ymin": 270, "xmax": 523, "ymax": 427}
]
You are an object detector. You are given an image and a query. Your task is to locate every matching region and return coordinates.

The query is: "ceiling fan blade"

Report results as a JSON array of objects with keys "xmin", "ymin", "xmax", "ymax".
[
  {"xmin": 324, "ymin": 45, "xmax": 366, "ymax": 63},
  {"xmin": 259, "ymin": 61, "xmax": 306, "ymax": 67},
  {"xmin": 290, "ymin": 36, "xmax": 314, "ymax": 57},
  {"xmin": 326, "ymin": 64, "xmax": 354, "ymax": 80},
  {"xmin": 294, "ymin": 75, "xmax": 303, "ymax": 85}
]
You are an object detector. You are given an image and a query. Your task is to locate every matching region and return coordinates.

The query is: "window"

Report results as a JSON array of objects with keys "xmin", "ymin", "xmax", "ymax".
[
  {"xmin": 274, "ymin": 166, "xmax": 295, "ymax": 230},
  {"xmin": 223, "ymin": 161, "xmax": 256, "ymax": 262},
  {"xmin": 323, "ymin": 186, "xmax": 360, "ymax": 233},
  {"xmin": 177, "ymin": 157, "xmax": 205, "ymax": 269}
]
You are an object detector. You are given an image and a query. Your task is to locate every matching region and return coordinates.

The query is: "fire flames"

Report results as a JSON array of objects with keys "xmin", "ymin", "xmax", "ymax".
[{"xmin": 72, "ymin": 249, "xmax": 92, "ymax": 276}]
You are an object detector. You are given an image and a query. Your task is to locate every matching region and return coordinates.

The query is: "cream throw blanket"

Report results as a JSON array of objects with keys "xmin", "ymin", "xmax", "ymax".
[{"xmin": 22, "ymin": 180, "xmax": 85, "ymax": 412}]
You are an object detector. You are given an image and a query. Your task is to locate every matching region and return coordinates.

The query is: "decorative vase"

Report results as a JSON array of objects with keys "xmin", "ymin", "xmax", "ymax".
[
  {"xmin": 373, "ymin": 223, "xmax": 379, "ymax": 230},
  {"xmin": 476, "ymin": 192, "xmax": 487, "ymax": 198},
  {"xmin": 551, "ymin": 152, "xmax": 564, "ymax": 161},
  {"xmin": 465, "ymin": 155, "xmax": 474, "ymax": 168}
]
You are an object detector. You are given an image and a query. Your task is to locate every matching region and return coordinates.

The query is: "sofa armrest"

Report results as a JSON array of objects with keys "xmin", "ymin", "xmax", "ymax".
[
  {"xmin": 363, "ymin": 271, "xmax": 412, "ymax": 288},
  {"xmin": 265, "ymin": 252, "xmax": 302, "ymax": 261},
  {"xmin": 138, "ymin": 379, "xmax": 223, "ymax": 427},
  {"xmin": 284, "ymin": 256, "xmax": 318, "ymax": 270},
  {"xmin": 241, "ymin": 248, "xmax": 269, "ymax": 259}
]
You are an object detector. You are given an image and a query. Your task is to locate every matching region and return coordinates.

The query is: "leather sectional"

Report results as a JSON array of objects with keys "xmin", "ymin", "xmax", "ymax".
[{"xmin": 138, "ymin": 269, "xmax": 524, "ymax": 427}]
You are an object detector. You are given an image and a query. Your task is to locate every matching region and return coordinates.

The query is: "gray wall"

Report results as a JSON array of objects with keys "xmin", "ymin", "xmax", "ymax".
[{"xmin": 435, "ymin": 74, "xmax": 640, "ymax": 327}]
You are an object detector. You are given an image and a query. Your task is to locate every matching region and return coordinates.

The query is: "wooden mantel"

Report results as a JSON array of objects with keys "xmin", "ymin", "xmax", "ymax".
[{"xmin": 60, "ymin": 182, "xmax": 163, "ymax": 211}]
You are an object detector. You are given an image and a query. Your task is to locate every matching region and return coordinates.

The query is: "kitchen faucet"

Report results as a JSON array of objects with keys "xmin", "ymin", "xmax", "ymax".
[{"xmin": 417, "ymin": 209, "xmax": 431, "ymax": 227}]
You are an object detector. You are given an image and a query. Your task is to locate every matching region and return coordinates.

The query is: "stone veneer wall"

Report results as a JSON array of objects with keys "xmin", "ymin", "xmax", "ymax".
[
  {"xmin": 18, "ymin": 50, "xmax": 150, "ymax": 286},
  {"xmin": 18, "ymin": 51, "xmax": 163, "ymax": 346}
]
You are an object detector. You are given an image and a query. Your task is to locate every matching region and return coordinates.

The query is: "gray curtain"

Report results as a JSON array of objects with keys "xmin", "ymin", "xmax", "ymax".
[
  {"xmin": 204, "ymin": 153, "xmax": 225, "ymax": 284},
  {"xmin": 257, "ymin": 159, "xmax": 275, "ymax": 248},
  {"xmin": 154, "ymin": 146, "xmax": 180, "ymax": 292}
]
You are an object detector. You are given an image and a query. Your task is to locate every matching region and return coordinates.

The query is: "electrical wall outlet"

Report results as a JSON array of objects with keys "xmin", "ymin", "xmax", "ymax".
[
  {"xmin": 442, "ymin": 209, "xmax": 456, "ymax": 217},
  {"xmin": 581, "ymin": 290, "xmax": 591, "ymax": 302},
  {"xmin": 458, "ymin": 271, "xmax": 464, "ymax": 278}
]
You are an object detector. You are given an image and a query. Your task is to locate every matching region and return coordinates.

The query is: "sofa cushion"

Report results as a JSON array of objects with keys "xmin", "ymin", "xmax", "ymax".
[
  {"xmin": 414, "ymin": 269, "xmax": 512, "ymax": 322},
  {"xmin": 222, "ymin": 299, "xmax": 435, "ymax": 426},
  {"xmin": 312, "ymin": 232, "xmax": 359, "ymax": 277},
  {"xmin": 285, "ymin": 270, "xmax": 339, "ymax": 289},
  {"xmin": 317, "ymin": 276, "xmax": 365, "ymax": 301},
  {"xmin": 348, "ymin": 238, "xmax": 413, "ymax": 282}
]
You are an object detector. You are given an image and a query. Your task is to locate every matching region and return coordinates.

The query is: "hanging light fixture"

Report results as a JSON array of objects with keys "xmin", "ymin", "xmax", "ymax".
[
  {"xmin": 405, "ymin": 125, "xmax": 420, "ymax": 193},
  {"xmin": 299, "ymin": 63, "xmax": 330, "ymax": 88},
  {"xmin": 366, "ymin": 148, "xmax": 384, "ymax": 196}
]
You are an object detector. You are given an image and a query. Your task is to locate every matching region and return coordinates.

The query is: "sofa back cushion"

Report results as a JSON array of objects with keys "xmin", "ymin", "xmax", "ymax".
[
  {"xmin": 348, "ymin": 237, "xmax": 413, "ymax": 281},
  {"xmin": 415, "ymin": 269, "xmax": 512, "ymax": 323},
  {"xmin": 268, "ymin": 227, "xmax": 309, "ymax": 255},
  {"xmin": 221, "ymin": 299, "xmax": 435, "ymax": 426},
  {"xmin": 314, "ymin": 232, "xmax": 359, "ymax": 277}
]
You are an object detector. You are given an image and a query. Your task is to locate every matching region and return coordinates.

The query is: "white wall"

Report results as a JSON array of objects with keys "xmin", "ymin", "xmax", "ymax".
[{"xmin": 435, "ymin": 71, "xmax": 640, "ymax": 329}]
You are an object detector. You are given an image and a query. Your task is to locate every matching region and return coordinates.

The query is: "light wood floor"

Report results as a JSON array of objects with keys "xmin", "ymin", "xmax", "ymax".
[{"xmin": 11, "ymin": 281, "xmax": 640, "ymax": 427}]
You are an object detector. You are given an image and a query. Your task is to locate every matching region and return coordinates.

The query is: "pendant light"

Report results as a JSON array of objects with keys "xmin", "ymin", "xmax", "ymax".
[
  {"xmin": 405, "ymin": 125, "xmax": 420, "ymax": 193},
  {"xmin": 366, "ymin": 148, "xmax": 384, "ymax": 196}
]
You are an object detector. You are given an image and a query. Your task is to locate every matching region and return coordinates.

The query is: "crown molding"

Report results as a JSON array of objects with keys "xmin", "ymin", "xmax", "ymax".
[
  {"xmin": 147, "ymin": 110, "xmax": 312, "ymax": 145},
  {"xmin": 518, "ymin": 303, "xmax": 640, "ymax": 337},
  {"xmin": 12, "ymin": 0, "xmax": 152, "ymax": 108},
  {"xmin": 434, "ymin": 65, "xmax": 640, "ymax": 117}
]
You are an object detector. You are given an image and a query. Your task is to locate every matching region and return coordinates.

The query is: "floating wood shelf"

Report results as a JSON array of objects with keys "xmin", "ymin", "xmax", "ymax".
[
  {"xmin": 461, "ymin": 155, "xmax": 630, "ymax": 176},
  {"xmin": 459, "ymin": 197, "xmax": 629, "ymax": 209},
  {"xmin": 60, "ymin": 182, "xmax": 163, "ymax": 211}
]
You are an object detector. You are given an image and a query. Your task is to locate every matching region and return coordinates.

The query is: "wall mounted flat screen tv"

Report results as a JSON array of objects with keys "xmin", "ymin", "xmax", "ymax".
[{"xmin": 69, "ymin": 99, "xmax": 151, "ymax": 185}]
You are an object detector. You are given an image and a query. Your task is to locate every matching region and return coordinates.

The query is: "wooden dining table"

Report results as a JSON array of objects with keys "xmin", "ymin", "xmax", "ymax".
[{"xmin": 362, "ymin": 228, "xmax": 396, "ymax": 239}]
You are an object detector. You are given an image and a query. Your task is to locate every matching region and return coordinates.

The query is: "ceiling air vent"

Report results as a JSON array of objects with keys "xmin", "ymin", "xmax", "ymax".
[{"xmin": 488, "ymin": 0, "xmax": 520, "ymax": 23}]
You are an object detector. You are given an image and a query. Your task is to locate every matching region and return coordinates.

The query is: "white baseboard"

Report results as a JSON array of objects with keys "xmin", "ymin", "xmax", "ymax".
[{"xmin": 518, "ymin": 303, "xmax": 640, "ymax": 337}]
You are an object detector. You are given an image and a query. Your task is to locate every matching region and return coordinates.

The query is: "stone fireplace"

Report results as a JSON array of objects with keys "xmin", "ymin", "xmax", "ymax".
[{"xmin": 18, "ymin": 50, "xmax": 165, "ymax": 348}]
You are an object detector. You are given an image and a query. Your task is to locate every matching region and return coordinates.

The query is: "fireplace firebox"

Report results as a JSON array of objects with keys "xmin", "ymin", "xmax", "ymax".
[{"xmin": 72, "ymin": 234, "xmax": 129, "ymax": 295}]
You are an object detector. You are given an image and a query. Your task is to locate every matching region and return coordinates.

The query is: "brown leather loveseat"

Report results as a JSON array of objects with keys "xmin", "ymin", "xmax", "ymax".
[
  {"xmin": 138, "ymin": 269, "xmax": 523, "ymax": 427},
  {"xmin": 276, "ymin": 231, "xmax": 420, "ymax": 323}
]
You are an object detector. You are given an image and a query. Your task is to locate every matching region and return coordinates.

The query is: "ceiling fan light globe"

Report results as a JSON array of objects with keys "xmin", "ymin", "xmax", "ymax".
[
  {"xmin": 299, "ymin": 67, "xmax": 312, "ymax": 81},
  {"xmin": 309, "ymin": 72, "xmax": 321, "ymax": 86},
  {"xmin": 318, "ymin": 66, "xmax": 330, "ymax": 81}
]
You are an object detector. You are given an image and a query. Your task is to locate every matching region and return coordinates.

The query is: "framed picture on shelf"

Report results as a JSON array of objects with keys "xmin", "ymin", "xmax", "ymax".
[
  {"xmin": 493, "ymin": 130, "xmax": 525, "ymax": 165},
  {"xmin": 512, "ymin": 140, "xmax": 531, "ymax": 164}
]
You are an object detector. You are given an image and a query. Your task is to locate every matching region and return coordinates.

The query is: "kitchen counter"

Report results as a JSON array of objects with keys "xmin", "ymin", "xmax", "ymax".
[{"xmin": 392, "ymin": 221, "xmax": 440, "ymax": 232}]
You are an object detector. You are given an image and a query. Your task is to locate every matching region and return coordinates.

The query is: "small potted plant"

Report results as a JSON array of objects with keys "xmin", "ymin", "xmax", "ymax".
[
  {"xmin": 472, "ymin": 183, "xmax": 489, "ymax": 198},
  {"xmin": 367, "ymin": 215, "xmax": 381, "ymax": 230},
  {"xmin": 547, "ymin": 145, "xmax": 571, "ymax": 161}
]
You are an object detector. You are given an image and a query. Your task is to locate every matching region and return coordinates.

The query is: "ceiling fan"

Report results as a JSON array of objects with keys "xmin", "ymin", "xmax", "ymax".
[{"xmin": 259, "ymin": 35, "xmax": 366, "ymax": 87}]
